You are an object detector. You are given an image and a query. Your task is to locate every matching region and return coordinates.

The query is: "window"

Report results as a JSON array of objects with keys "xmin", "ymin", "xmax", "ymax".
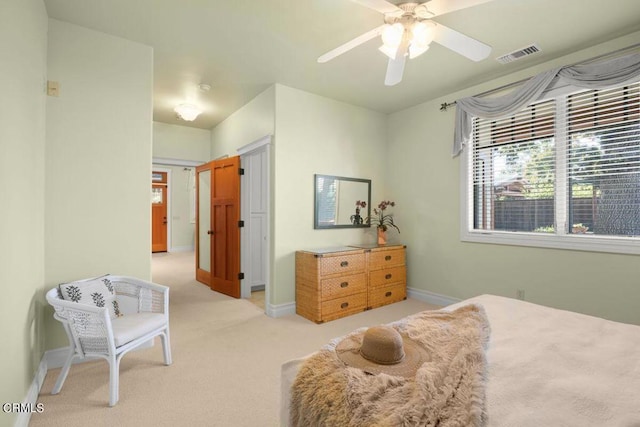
[{"xmin": 462, "ymin": 80, "xmax": 640, "ymax": 255}]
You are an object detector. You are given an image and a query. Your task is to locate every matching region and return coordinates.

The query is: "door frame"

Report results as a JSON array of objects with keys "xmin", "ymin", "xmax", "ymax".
[
  {"xmin": 152, "ymin": 167, "xmax": 172, "ymax": 252},
  {"xmin": 238, "ymin": 135, "xmax": 272, "ymax": 314}
]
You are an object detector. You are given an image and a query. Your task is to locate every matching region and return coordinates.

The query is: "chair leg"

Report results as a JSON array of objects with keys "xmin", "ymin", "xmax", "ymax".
[
  {"xmin": 52, "ymin": 347, "xmax": 76, "ymax": 395},
  {"xmin": 160, "ymin": 328, "xmax": 172, "ymax": 366},
  {"xmin": 108, "ymin": 355, "xmax": 121, "ymax": 407}
]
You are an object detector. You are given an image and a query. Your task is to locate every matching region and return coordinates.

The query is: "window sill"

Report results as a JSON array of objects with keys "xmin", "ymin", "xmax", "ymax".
[{"xmin": 461, "ymin": 230, "xmax": 640, "ymax": 256}]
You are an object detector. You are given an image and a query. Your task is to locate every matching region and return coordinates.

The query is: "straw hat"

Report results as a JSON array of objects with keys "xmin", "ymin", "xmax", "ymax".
[{"xmin": 335, "ymin": 325, "xmax": 428, "ymax": 378}]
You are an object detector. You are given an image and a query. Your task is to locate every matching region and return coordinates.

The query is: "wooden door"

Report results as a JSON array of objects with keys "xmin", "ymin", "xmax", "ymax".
[
  {"xmin": 195, "ymin": 156, "xmax": 242, "ymax": 298},
  {"xmin": 151, "ymin": 172, "xmax": 168, "ymax": 253}
]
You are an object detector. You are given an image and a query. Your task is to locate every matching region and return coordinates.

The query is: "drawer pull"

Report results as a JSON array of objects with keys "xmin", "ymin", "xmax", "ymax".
[
  {"xmin": 385, "ymin": 255, "xmax": 392, "ymax": 261},
  {"xmin": 341, "ymin": 302, "xmax": 349, "ymax": 309},
  {"xmin": 385, "ymin": 274, "xmax": 392, "ymax": 280},
  {"xmin": 340, "ymin": 282, "xmax": 349, "ymax": 288},
  {"xmin": 340, "ymin": 261, "xmax": 349, "ymax": 267},
  {"xmin": 385, "ymin": 291, "xmax": 392, "ymax": 297}
]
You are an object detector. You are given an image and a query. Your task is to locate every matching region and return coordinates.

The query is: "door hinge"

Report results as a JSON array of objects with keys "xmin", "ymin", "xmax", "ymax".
[
  {"xmin": 238, "ymin": 272, "xmax": 245, "ymax": 280},
  {"xmin": 238, "ymin": 220, "xmax": 245, "ymax": 228},
  {"xmin": 238, "ymin": 168, "xmax": 245, "ymax": 175}
]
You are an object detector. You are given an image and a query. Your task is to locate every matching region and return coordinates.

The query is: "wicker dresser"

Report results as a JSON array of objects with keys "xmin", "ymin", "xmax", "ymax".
[
  {"xmin": 295, "ymin": 247, "xmax": 367, "ymax": 323},
  {"xmin": 295, "ymin": 244, "xmax": 407, "ymax": 323},
  {"xmin": 356, "ymin": 244, "xmax": 407, "ymax": 309}
]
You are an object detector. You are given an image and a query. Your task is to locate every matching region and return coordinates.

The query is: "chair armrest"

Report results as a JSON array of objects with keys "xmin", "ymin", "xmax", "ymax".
[
  {"xmin": 50, "ymin": 296, "xmax": 111, "ymax": 317},
  {"xmin": 46, "ymin": 295, "xmax": 114, "ymax": 356},
  {"xmin": 108, "ymin": 275, "xmax": 169, "ymax": 315}
]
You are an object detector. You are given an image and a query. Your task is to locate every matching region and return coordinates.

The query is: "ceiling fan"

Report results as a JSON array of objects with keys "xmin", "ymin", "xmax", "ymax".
[{"xmin": 318, "ymin": 0, "xmax": 493, "ymax": 86}]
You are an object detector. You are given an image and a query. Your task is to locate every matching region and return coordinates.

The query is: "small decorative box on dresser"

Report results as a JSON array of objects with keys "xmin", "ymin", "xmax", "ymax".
[{"xmin": 295, "ymin": 244, "xmax": 407, "ymax": 323}]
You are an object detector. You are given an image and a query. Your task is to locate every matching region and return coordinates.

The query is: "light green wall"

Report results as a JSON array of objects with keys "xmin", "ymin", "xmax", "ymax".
[
  {"xmin": 45, "ymin": 19, "xmax": 154, "ymax": 348},
  {"xmin": 0, "ymin": 1, "xmax": 47, "ymax": 425},
  {"xmin": 153, "ymin": 121, "xmax": 211, "ymax": 161},
  {"xmin": 388, "ymin": 32, "xmax": 640, "ymax": 325},
  {"xmin": 210, "ymin": 85, "xmax": 276, "ymax": 159},
  {"xmin": 273, "ymin": 85, "xmax": 388, "ymax": 304}
]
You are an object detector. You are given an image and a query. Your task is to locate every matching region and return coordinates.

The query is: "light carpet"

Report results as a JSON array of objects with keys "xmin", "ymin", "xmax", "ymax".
[{"xmin": 31, "ymin": 251, "xmax": 438, "ymax": 427}]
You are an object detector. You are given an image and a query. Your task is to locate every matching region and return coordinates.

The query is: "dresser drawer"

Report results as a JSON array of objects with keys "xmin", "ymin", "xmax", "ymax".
[
  {"xmin": 369, "ymin": 265, "xmax": 406, "ymax": 288},
  {"xmin": 368, "ymin": 283, "xmax": 406, "ymax": 309},
  {"xmin": 321, "ymin": 292, "xmax": 367, "ymax": 318},
  {"xmin": 321, "ymin": 273, "xmax": 366, "ymax": 300},
  {"xmin": 319, "ymin": 253, "xmax": 365, "ymax": 276},
  {"xmin": 369, "ymin": 248, "xmax": 405, "ymax": 269}
]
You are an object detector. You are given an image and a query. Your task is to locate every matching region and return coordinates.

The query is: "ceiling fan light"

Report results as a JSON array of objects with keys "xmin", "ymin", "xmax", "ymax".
[
  {"xmin": 381, "ymin": 23, "xmax": 404, "ymax": 47},
  {"xmin": 378, "ymin": 44, "xmax": 398, "ymax": 59},
  {"xmin": 409, "ymin": 43, "xmax": 430, "ymax": 59},
  {"xmin": 174, "ymin": 103, "xmax": 202, "ymax": 121},
  {"xmin": 412, "ymin": 21, "xmax": 435, "ymax": 46}
]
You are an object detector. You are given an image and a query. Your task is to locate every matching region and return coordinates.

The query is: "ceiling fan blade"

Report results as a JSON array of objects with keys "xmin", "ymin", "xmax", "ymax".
[
  {"xmin": 385, "ymin": 56, "xmax": 406, "ymax": 86},
  {"xmin": 318, "ymin": 24, "xmax": 386, "ymax": 63},
  {"xmin": 350, "ymin": 0, "xmax": 402, "ymax": 15},
  {"xmin": 433, "ymin": 23, "xmax": 491, "ymax": 61},
  {"xmin": 418, "ymin": 0, "xmax": 494, "ymax": 18},
  {"xmin": 384, "ymin": 34, "xmax": 409, "ymax": 86}
]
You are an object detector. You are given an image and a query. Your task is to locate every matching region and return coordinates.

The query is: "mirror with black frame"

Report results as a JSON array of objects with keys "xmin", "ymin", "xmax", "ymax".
[{"xmin": 314, "ymin": 174, "xmax": 371, "ymax": 229}]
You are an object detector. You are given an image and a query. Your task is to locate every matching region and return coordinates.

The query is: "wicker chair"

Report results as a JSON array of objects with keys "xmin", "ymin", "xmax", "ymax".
[{"xmin": 45, "ymin": 275, "xmax": 172, "ymax": 406}]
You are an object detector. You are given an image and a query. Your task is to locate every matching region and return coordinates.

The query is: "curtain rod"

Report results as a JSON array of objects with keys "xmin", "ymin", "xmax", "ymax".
[{"xmin": 439, "ymin": 42, "xmax": 640, "ymax": 112}]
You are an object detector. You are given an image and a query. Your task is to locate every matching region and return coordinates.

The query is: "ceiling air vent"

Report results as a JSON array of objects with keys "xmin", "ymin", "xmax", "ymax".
[{"xmin": 496, "ymin": 44, "xmax": 541, "ymax": 64}]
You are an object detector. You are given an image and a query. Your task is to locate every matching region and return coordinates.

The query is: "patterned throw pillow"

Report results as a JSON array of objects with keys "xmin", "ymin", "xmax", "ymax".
[{"xmin": 59, "ymin": 276, "xmax": 122, "ymax": 319}]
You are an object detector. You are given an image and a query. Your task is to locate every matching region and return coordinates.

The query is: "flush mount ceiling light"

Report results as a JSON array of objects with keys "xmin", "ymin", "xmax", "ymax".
[{"xmin": 174, "ymin": 103, "xmax": 202, "ymax": 121}]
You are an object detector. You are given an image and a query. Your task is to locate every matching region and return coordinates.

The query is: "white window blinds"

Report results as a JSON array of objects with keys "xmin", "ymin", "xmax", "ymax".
[
  {"xmin": 566, "ymin": 82, "xmax": 640, "ymax": 236},
  {"xmin": 471, "ymin": 81, "xmax": 640, "ymax": 237},
  {"xmin": 472, "ymin": 99, "xmax": 556, "ymax": 232}
]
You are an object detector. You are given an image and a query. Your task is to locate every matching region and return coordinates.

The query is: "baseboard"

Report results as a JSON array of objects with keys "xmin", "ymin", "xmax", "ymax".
[
  {"xmin": 14, "ymin": 355, "xmax": 48, "ymax": 427},
  {"xmin": 266, "ymin": 301, "xmax": 296, "ymax": 318},
  {"xmin": 407, "ymin": 288, "xmax": 461, "ymax": 307},
  {"xmin": 44, "ymin": 347, "xmax": 98, "ymax": 370},
  {"xmin": 251, "ymin": 284, "xmax": 265, "ymax": 292},
  {"xmin": 45, "ymin": 338, "xmax": 154, "ymax": 370}
]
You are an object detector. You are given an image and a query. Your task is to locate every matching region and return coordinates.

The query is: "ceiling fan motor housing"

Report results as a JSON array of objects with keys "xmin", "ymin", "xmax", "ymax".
[{"xmin": 384, "ymin": 2, "xmax": 432, "ymax": 26}]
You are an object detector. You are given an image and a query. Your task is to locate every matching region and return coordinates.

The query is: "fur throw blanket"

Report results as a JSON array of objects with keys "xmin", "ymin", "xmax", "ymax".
[{"xmin": 290, "ymin": 304, "xmax": 491, "ymax": 427}]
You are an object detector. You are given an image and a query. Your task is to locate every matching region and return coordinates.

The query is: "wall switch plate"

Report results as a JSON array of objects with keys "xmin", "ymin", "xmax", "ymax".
[{"xmin": 47, "ymin": 80, "xmax": 60, "ymax": 97}]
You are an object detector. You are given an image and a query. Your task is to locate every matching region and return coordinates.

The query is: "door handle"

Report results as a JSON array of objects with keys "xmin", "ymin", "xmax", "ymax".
[{"xmin": 208, "ymin": 230, "xmax": 215, "ymax": 235}]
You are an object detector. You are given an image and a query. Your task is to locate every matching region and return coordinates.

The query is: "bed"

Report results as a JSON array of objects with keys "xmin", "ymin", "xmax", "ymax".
[{"xmin": 281, "ymin": 294, "xmax": 640, "ymax": 426}]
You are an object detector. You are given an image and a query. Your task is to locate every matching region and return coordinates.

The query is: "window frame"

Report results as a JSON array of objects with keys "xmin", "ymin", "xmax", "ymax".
[{"xmin": 460, "ymin": 83, "xmax": 640, "ymax": 256}]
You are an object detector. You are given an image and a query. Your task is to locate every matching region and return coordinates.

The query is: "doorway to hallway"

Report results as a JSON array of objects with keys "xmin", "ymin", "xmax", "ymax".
[{"xmin": 152, "ymin": 171, "xmax": 168, "ymax": 252}]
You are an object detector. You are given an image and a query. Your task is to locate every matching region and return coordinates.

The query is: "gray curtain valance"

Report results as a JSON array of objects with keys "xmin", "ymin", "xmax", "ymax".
[{"xmin": 452, "ymin": 52, "xmax": 640, "ymax": 157}]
